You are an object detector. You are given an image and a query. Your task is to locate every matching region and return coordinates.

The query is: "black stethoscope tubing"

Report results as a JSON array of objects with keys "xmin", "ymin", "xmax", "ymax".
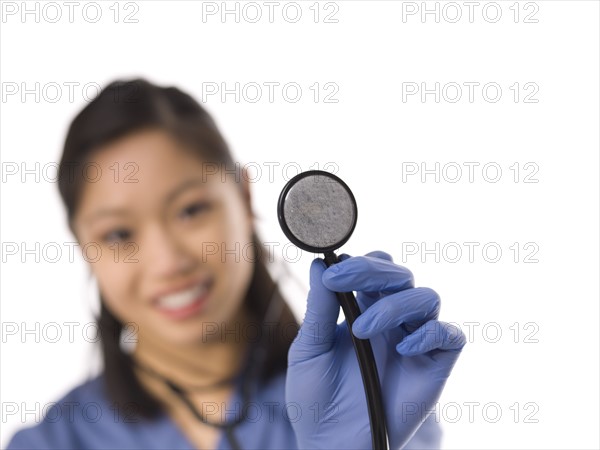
[{"xmin": 323, "ymin": 250, "xmax": 389, "ymax": 450}]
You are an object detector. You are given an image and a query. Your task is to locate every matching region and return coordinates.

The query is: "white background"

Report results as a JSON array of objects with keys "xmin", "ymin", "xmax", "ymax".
[{"xmin": 1, "ymin": 1, "xmax": 599, "ymax": 449}]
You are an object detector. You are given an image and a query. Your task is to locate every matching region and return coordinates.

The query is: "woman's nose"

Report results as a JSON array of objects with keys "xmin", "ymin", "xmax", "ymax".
[{"xmin": 143, "ymin": 223, "xmax": 196, "ymax": 278}]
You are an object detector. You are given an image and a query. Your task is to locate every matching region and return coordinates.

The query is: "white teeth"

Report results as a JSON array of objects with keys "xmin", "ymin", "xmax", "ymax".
[{"xmin": 157, "ymin": 284, "xmax": 206, "ymax": 310}]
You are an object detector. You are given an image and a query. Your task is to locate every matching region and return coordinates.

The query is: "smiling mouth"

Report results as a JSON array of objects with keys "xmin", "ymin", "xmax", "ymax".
[{"xmin": 153, "ymin": 278, "xmax": 215, "ymax": 320}]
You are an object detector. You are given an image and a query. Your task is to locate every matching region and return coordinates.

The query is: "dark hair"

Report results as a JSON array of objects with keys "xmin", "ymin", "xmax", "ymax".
[{"xmin": 57, "ymin": 78, "xmax": 299, "ymax": 419}]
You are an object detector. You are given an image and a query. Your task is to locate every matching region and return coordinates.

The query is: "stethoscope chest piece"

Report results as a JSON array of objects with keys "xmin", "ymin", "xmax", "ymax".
[{"xmin": 277, "ymin": 170, "xmax": 357, "ymax": 255}]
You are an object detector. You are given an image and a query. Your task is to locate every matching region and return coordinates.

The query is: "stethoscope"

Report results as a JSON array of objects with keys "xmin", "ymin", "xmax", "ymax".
[{"xmin": 277, "ymin": 170, "xmax": 389, "ymax": 450}]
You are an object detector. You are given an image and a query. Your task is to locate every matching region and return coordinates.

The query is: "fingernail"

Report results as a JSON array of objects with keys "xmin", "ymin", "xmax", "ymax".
[
  {"xmin": 352, "ymin": 322, "xmax": 367, "ymax": 337},
  {"xmin": 397, "ymin": 339, "xmax": 413, "ymax": 352},
  {"xmin": 325, "ymin": 265, "xmax": 340, "ymax": 275},
  {"xmin": 352, "ymin": 318, "xmax": 364, "ymax": 332}
]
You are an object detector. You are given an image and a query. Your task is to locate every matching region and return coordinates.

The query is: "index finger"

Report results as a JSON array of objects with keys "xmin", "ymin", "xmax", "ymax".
[{"xmin": 322, "ymin": 254, "xmax": 414, "ymax": 294}]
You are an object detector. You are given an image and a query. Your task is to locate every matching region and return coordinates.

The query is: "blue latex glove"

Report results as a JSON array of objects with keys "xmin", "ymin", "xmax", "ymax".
[{"xmin": 285, "ymin": 251, "xmax": 466, "ymax": 450}]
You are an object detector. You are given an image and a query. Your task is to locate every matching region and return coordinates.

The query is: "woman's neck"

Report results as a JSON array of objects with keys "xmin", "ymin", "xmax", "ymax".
[{"xmin": 131, "ymin": 305, "xmax": 253, "ymax": 392}]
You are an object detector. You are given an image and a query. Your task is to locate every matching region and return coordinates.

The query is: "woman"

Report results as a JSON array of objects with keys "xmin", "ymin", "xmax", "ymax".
[{"xmin": 6, "ymin": 79, "xmax": 466, "ymax": 450}]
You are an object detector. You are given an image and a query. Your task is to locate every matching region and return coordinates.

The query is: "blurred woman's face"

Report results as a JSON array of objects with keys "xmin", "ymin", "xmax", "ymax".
[{"xmin": 72, "ymin": 128, "xmax": 255, "ymax": 347}]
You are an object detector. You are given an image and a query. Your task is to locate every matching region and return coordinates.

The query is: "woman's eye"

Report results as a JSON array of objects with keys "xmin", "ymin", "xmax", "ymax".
[
  {"xmin": 180, "ymin": 202, "xmax": 212, "ymax": 219},
  {"xmin": 102, "ymin": 229, "xmax": 131, "ymax": 244}
]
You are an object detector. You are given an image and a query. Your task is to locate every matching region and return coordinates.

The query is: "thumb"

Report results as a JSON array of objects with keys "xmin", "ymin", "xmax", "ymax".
[{"xmin": 288, "ymin": 257, "xmax": 340, "ymax": 365}]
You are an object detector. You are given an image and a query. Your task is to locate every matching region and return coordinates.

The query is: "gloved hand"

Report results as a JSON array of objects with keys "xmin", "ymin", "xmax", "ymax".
[{"xmin": 285, "ymin": 251, "xmax": 466, "ymax": 450}]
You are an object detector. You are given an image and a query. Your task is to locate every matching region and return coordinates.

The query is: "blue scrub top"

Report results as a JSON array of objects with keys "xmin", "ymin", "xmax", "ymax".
[{"xmin": 6, "ymin": 370, "xmax": 442, "ymax": 449}]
